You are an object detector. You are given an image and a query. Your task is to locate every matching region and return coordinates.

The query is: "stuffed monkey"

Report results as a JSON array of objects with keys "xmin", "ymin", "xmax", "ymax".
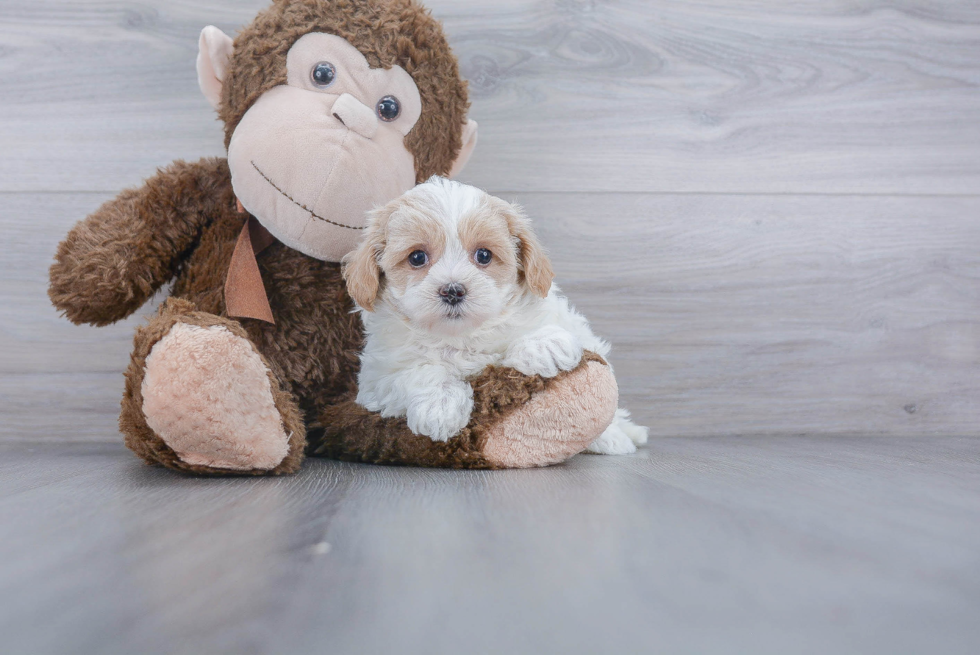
[{"xmin": 48, "ymin": 0, "xmax": 619, "ymax": 475}]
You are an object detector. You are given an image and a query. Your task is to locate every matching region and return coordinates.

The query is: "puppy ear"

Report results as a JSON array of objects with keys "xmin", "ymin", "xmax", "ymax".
[
  {"xmin": 494, "ymin": 198, "xmax": 554, "ymax": 298},
  {"xmin": 342, "ymin": 208, "xmax": 388, "ymax": 311}
]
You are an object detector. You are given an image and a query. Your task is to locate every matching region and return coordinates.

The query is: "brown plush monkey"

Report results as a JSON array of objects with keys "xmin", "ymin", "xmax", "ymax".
[{"xmin": 48, "ymin": 0, "xmax": 619, "ymax": 475}]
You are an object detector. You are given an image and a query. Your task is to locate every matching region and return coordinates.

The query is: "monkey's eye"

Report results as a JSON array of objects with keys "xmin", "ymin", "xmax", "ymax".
[
  {"xmin": 475, "ymin": 248, "xmax": 492, "ymax": 265},
  {"xmin": 377, "ymin": 95, "xmax": 400, "ymax": 122},
  {"xmin": 408, "ymin": 250, "xmax": 428, "ymax": 267},
  {"xmin": 311, "ymin": 61, "xmax": 336, "ymax": 87}
]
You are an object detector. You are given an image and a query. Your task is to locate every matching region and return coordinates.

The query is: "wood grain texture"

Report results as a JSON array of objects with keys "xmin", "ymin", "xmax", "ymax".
[
  {"xmin": 514, "ymin": 192, "xmax": 980, "ymax": 437},
  {"xmin": 2, "ymin": 2, "xmax": 980, "ymax": 651},
  {"xmin": 1, "ymin": 439, "xmax": 978, "ymax": 654},
  {"xmin": 0, "ymin": 1, "xmax": 978, "ymax": 193},
  {"xmin": 4, "ymin": 192, "xmax": 978, "ymax": 440}
]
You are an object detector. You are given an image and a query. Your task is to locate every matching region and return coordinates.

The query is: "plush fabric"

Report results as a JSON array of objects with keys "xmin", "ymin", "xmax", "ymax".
[
  {"xmin": 197, "ymin": 26, "xmax": 234, "ymax": 111},
  {"xmin": 49, "ymin": 158, "xmax": 229, "ymax": 327},
  {"xmin": 308, "ymin": 352, "xmax": 613, "ymax": 468},
  {"xmin": 219, "ymin": 0, "xmax": 471, "ymax": 182},
  {"xmin": 226, "ymin": 32, "xmax": 422, "ymax": 261},
  {"xmin": 482, "ymin": 359, "xmax": 618, "ymax": 468},
  {"xmin": 120, "ymin": 298, "xmax": 307, "ymax": 476},
  {"xmin": 283, "ymin": 33, "xmax": 423, "ymax": 137},
  {"xmin": 142, "ymin": 322, "xmax": 290, "ymax": 471},
  {"xmin": 227, "ymin": 84, "xmax": 416, "ymax": 260}
]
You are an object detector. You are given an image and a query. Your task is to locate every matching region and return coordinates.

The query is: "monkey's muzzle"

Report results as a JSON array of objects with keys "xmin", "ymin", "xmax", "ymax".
[{"xmin": 226, "ymin": 85, "xmax": 417, "ymax": 262}]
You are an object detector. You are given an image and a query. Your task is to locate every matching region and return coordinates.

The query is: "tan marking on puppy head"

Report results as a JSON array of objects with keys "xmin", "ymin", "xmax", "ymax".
[
  {"xmin": 379, "ymin": 197, "xmax": 447, "ymax": 294},
  {"xmin": 486, "ymin": 196, "xmax": 554, "ymax": 297},
  {"xmin": 458, "ymin": 201, "xmax": 519, "ymax": 288},
  {"xmin": 343, "ymin": 193, "xmax": 449, "ymax": 309}
]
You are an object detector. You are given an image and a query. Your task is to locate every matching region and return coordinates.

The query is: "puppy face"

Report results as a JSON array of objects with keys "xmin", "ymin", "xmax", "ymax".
[{"xmin": 344, "ymin": 177, "xmax": 554, "ymax": 337}]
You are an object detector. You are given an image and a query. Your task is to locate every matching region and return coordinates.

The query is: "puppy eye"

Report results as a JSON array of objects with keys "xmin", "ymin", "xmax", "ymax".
[
  {"xmin": 311, "ymin": 62, "xmax": 336, "ymax": 87},
  {"xmin": 408, "ymin": 250, "xmax": 428, "ymax": 267},
  {"xmin": 475, "ymin": 248, "xmax": 492, "ymax": 265},
  {"xmin": 377, "ymin": 95, "xmax": 400, "ymax": 122}
]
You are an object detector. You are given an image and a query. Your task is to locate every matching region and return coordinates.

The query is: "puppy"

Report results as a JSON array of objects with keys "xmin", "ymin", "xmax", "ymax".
[{"xmin": 343, "ymin": 177, "xmax": 647, "ymax": 455}]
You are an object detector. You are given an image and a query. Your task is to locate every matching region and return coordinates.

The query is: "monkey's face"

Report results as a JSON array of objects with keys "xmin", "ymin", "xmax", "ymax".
[{"xmin": 226, "ymin": 33, "xmax": 422, "ymax": 261}]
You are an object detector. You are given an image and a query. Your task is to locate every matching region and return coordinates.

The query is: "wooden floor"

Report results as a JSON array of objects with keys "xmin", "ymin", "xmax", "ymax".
[
  {"xmin": 2, "ymin": 438, "xmax": 979, "ymax": 655},
  {"xmin": 2, "ymin": 1, "xmax": 980, "ymax": 653}
]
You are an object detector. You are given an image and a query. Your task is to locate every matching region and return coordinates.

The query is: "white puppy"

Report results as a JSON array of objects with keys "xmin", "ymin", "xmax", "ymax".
[{"xmin": 343, "ymin": 177, "xmax": 647, "ymax": 455}]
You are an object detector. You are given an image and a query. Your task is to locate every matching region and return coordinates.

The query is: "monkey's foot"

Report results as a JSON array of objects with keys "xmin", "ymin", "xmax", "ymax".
[
  {"xmin": 480, "ymin": 358, "xmax": 619, "ymax": 467},
  {"xmin": 122, "ymin": 299, "xmax": 305, "ymax": 475},
  {"xmin": 142, "ymin": 322, "xmax": 290, "ymax": 470}
]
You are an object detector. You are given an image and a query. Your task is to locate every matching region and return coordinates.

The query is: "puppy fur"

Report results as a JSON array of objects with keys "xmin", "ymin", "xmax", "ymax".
[{"xmin": 344, "ymin": 177, "xmax": 647, "ymax": 454}]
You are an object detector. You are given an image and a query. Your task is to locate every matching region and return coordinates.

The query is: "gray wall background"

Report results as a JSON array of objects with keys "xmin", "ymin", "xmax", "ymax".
[{"xmin": 2, "ymin": 0, "xmax": 978, "ymax": 441}]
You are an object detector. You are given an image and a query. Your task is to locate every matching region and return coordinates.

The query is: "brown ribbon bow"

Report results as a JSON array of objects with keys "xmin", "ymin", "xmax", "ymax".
[{"xmin": 224, "ymin": 199, "xmax": 277, "ymax": 324}]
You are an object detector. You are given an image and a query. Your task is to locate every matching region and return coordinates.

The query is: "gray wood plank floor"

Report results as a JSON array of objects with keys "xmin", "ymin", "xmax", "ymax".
[
  {"xmin": 2, "ymin": 439, "xmax": 979, "ymax": 655},
  {"xmin": 2, "ymin": 1, "xmax": 979, "ymax": 653}
]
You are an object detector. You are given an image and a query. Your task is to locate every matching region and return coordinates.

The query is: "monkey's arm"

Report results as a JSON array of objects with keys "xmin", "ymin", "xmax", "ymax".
[
  {"xmin": 310, "ymin": 352, "xmax": 618, "ymax": 469},
  {"xmin": 49, "ymin": 158, "xmax": 231, "ymax": 326}
]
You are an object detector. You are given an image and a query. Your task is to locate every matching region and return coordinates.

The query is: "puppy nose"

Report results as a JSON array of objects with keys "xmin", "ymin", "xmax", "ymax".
[
  {"xmin": 331, "ymin": 93, "xmax": 378, "ymax": 139},
  {"xmin": 439, "ymin": 282, "xmax": 467, "ymax": 306}
]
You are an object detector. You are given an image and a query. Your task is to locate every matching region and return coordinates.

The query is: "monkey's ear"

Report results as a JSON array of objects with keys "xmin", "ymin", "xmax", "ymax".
[
  {"xmin": 448, "ymin": 119, "xmax": 479, "ymax": 178},
  {"xmin": 197, "ymin": 26, "xmax": 234, "ymax": 111}
]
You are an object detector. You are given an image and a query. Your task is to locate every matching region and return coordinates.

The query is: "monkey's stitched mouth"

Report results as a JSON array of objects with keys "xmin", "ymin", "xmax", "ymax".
[{"xmin": 251, "ymin": 161, "xmax": 365, "ymax": 230}]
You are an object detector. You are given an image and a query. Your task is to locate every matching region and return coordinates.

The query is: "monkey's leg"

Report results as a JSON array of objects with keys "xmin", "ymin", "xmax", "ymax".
[
  {"xmin": 120, "ymin": 298, "xmax": 306, "ymax": 475},
  {"xmin": 309, "ymin": 353, "xmax": 617, "ymax": 469}
]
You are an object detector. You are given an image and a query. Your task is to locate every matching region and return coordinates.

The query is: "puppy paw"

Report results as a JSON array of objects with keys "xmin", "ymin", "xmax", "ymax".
[
  {"xmin": 614, "ymin": 408, "xmax": 649, "ymax": 445},
  {"xmin": 406, "ymin": 380, "xmax": 474, "ymax": 442},
  {"xmin": 502, "ymin": 325, "xmax": 584, "ymax": 378},
  {"xmin": 585, "ymin": 419, "xmax": 638, "ymax": 455}
]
